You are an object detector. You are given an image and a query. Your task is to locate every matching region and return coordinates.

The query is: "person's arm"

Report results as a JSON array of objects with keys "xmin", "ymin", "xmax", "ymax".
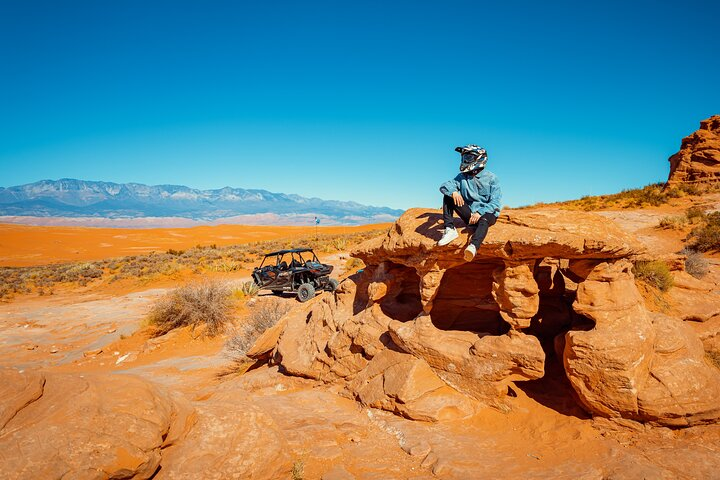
[
  {"xmin": 439, "ymin": 174, "xmax": 462, "ymax": 196},
  {"xmin": 487, "ymin": 175, "xmax": 502, "ymax": 216}
]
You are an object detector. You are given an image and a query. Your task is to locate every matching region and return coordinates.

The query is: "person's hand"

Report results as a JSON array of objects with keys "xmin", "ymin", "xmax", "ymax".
[
  {"xmin": 452, "ymin": 191, "xmax": 464, "ymax": 207},
  {"xmin": 469, "ymin": 212, "xmax": 480, "ymax": 224}
]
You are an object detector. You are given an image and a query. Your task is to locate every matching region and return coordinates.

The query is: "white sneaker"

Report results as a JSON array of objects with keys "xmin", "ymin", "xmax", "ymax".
[
  {"xmin": 464, "ymin": 244, "xmax": 477, "ymax": 261},
  {"xmin": 437, "ymin": 227, "xmax": 458, "ymax": 246}
]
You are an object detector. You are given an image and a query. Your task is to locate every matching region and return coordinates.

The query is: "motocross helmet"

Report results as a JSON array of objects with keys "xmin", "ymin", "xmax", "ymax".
[{"xmin": 455, "ymin": 144, "xmax": 488, "ymax": 174}]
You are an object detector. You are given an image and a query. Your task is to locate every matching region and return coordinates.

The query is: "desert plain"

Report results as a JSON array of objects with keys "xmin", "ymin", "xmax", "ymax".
[{"xmin": 1, "ymin": 187, "xmax": 720, "ymax": 479}]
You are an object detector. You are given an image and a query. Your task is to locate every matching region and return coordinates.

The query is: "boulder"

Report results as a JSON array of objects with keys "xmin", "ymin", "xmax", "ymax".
[
  {"xmin": 564, "ymin": 261, "xmax": 655, "ymax": 417},
  {"xmin": 388, "ymin": 315, "xmax": 545, "ymax": 402},
  {"xmin": 638, "ymin": 313, "xmax": 720, "ymax": 426},
  {"xmin": 0, "ymin": 368, "xmax": 193, "ymax": 480},
  {"xmin": 563, "ymin": 262, "xmax": 720, "ymax": 426},
  {"xmin": 667, "ymin": 271, "xmax": 720, "ymax": 322},
  {"xmin": 668, "ymin": 115, "xmax": 720, "ymax": 185},
  {"xmin": 348, "ymin": 348, "xmax": 476, "ymax": 421}
]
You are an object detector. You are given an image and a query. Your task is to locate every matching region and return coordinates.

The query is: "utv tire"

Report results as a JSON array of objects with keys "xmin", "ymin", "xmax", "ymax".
[
  {"xmin": 326, "ymin": 278, "xmax": 339, "ymax": 292},
  {"xmin": 297, "ymin": 283, "xmax": 316, "ymax": 302}
]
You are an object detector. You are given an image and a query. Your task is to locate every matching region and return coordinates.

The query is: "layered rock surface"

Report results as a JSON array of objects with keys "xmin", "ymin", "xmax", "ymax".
[
  {"xmin": 254, "ymin": 208, "xmax": 720, "ymax": 427},
  {"xmin": 0, "ymin": 368, "xmax": 193, "ymax": 480},
  {"xmin": 668, "ymin": 115, "xmax": 720, "ymax": 184}
]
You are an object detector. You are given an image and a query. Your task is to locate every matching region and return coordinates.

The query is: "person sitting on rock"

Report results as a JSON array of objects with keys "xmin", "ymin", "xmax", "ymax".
[{"xmin": 437, "ymin": 145, "xmax": 502, "ymax": 261}]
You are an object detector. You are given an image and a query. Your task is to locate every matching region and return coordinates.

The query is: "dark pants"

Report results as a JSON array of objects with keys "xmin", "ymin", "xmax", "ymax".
[{"xmin": 442, "ymin": 195, "xmax": 497, "ymax": 248}]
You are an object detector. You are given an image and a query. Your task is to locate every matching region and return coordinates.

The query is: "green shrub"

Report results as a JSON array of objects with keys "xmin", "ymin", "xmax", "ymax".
[
  {"xmin": 633, "ymin": 260, "xmax": 673, "ymax": 292},
  {"xmin": 688, "ymin": 212, "xmax": 720, "ymax": 252},
  {"xmin": 147, "ymin": 280, "xmax": 234, "ymax": 336}
]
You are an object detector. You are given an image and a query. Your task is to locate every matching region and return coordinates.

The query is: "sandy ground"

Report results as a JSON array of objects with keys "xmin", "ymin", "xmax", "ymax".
[{"xmin": 0, "ymin": 222, "xmax": 389, "ymax": 266}]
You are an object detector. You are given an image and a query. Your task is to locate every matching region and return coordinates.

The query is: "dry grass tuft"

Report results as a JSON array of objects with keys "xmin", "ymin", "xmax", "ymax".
[
  {"xmin": 232, "ymin": 280, "xmax": 260, "ymax": 299},
  {"xmin": 658, "ymin": 215, "xmax": 687, "ymax": 230},
  {"xmin": 147, "ymin": 280, "xmax": 234, "ymax": 336},
  {"xmin": 633, "ymin": 260, "xmax": 674, "ymax": 292},
  {"xmin": 688, "ymin": 212, "xmax": 720, "ymax": 252},
  {"xmin": 225, "ymin": 298, "xmax": 291, "ymax": 361}
]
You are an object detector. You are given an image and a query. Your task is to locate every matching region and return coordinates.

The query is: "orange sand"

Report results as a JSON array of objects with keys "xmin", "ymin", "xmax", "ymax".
[{"xmin": 0, "ymin": 223, "xmax": 390, "ymax": 267}]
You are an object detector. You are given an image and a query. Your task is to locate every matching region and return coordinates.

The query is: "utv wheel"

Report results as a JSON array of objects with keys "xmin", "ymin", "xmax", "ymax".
[
  {"xmin": 326, "ymin": 278, "xmax": 339, "ymax": 292},
  {"xmin": 297, "ymin": 283, "xmax": 315, "ymax": 302}
]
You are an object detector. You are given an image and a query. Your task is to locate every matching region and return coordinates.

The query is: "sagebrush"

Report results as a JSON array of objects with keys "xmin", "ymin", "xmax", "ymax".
[
  {"xmin": 681, "ymin": 247, "xmax": 709, "ymax": 278},
  {"xmin": 225, "ymin": 298, "xmax": 291, "ymax": 361},
  {"xmin": 147, "ymin": 280, "xmax": 234, "ymax": 336},
  {"xmin": 687, "ymin": 212, "xmax": 720, "ymax": 252}
]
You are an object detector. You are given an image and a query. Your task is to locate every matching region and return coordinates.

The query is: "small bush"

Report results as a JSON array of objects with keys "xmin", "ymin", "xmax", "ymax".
[
  {"xmin": 345, "ymin": 257, "xmax": 365, "ymax": 271},
  {"xmin": 147, "ymin": 280, "xmax": 234, "ymax": 336},
  {"xmin": 658, "ymin": 216, "xmax": 687, "ymax": 230},
  {"xmin": 233, "ymin": 280, "xmax": 260, "ymax": 299},
  {"xmin": 225, "ymin": 298, "xmax": 291, "ymax": 360},
  {"xmin": 331, "ymin": 237, "xmax": 348, "ymax": 251},
  {"xmin": 681, "ymin": 247, "xmax": 709, "ymax": 278},
  {"xmin": 688, "ymin": 212, "xmax": 720, "ymax": 252},
  {"xmin": 685, "ymin": 206, "xmax": 706, "ymax": 223},
  {"xmin": 633, "ymin": 260, "xmax": 674, "ymax": 292}
]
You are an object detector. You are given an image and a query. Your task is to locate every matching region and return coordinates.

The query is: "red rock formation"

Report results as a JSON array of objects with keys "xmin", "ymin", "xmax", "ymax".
[
  {"xmin": 250, "ymin": 208, "xmax": 720, "ymax": 427},
  {"xmin": 668, "ymin": 115, "xmax": 720, "ymax": 184},
  {"xmin": 0, "ymin": 369, "xmax": 194, "ymax": 479}
]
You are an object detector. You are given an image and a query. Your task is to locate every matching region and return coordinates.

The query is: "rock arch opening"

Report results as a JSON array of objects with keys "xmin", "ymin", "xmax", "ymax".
[{"xmin": 430, "ymin": 260, "xmax": 507, "ymax": 334}]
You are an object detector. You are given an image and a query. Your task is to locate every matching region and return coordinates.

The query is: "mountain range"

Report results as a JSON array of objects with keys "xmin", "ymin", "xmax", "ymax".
[{"xmin": 0, "ymin": 179, "xmax": 403, "ymax": 226}]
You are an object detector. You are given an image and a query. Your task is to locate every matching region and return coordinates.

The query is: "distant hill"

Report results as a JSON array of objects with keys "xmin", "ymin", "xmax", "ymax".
[{"xmin": 0, "ymin": 179, "xmax": 403, "ymax": 226}]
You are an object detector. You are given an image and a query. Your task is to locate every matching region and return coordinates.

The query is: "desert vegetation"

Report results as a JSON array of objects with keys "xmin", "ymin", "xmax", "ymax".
[
  {"xmin": 521, "ymin": 182, "xmax": 718, "ymax": 211},
  {"xmin": 681, "ymin": 247, "xmax": 710, "ymax": 278},
  {"xmin": 632, "ymin": 260, "xmax": 674, "ymax": 292},
  {"xmin": 147, "ymin": 280, "xmax": 234, "ymax": 336},
  {"xmin": 0, "ymin": 229, "xmax": 383, "ymax": 301},
  {"xmin": 225, "ymin": 298, "xmax": 291, "ymax": 361},
  {"xmin": 687, "ymin": 211, "xmax": 720, "ymax": 252}
]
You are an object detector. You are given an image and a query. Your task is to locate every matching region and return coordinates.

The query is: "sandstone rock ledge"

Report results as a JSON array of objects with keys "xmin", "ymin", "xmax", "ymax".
[
  {"xmin": 0, "ymin": 368, "xmax": 194, "ymax": 480},
  {"xmin": 253, "ymin": 208, "xmax": 720, "ymax": 427}
]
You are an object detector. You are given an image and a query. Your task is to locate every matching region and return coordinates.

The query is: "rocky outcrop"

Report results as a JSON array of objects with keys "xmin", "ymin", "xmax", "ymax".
[
  {"xmin": 255, "ymin": 208, "xmax": 720, "ymax": 427},
  {"xmin": 563, "ymin": 261, "xmax": 656, "ymax": 418},
  {"xmin": 0, "ymin": 368, "xmax": 194, "ymax": 480},
  {"xmin": 668, "ymin": 115, "xmax": 720, "ymax": 184}
]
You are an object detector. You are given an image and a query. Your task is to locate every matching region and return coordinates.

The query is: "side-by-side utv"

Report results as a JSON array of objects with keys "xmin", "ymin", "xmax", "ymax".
[{"xmin": 251, "ymin": 248, "xmax": 338, "ymax": 302}]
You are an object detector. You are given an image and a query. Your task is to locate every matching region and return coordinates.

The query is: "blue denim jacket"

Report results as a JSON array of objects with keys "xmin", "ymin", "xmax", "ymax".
[{"xmin": 439, "ymin": 170, "xmax": 502, "ymax": 216}]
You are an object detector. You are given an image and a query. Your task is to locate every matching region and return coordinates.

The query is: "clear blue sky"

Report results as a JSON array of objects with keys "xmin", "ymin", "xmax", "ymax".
[{"xmin": 1, "ymin": 0, "xmax": 718, "ymax": 210}]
